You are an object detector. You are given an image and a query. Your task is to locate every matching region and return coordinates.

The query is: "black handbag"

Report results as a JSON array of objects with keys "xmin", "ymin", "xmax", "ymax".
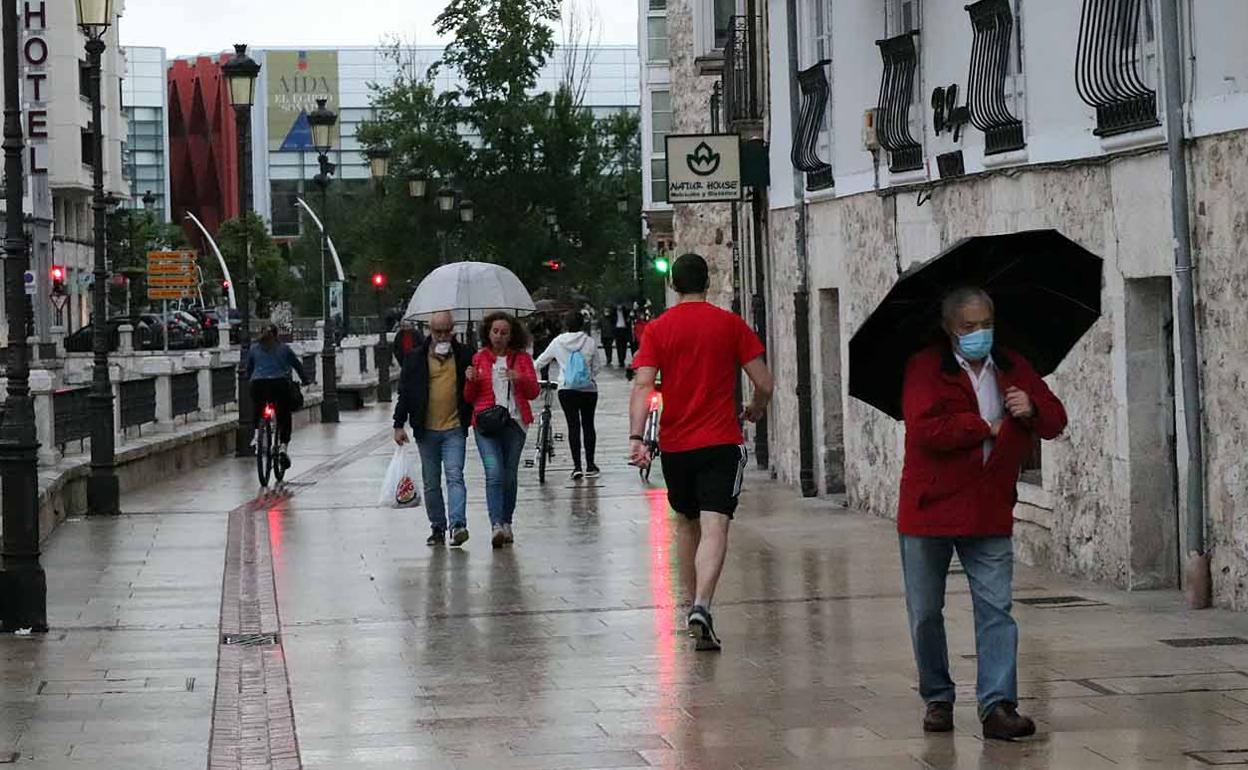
[
  {"xmin": 289, "ymin": 378, "xmax": 304, "ymax": 411},
  {"xmin": 475, "ymin": 378, "xmax": 513, "ymax": 437}
]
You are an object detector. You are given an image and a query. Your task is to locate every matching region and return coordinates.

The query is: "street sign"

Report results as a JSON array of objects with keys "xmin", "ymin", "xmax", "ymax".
[
  {"xmin": 664, "ymin": 134, "xmax": 743, "ymax": 203},
  {"xmin": 23, "ymin": 270, "xmax": 34, "ymax": 296},
  {"xmin": 147, "ymin": 288, "xmax": 193, "ymax": 300},
  {"xmin": 147, "ymin": 250, "xmax": 198, "ymax": 302}
]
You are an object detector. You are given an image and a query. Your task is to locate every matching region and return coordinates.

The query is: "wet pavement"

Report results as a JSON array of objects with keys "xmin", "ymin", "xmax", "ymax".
[{"xmin": 4, "ymin": 369, "xmax": 1248, "ymax": 768}]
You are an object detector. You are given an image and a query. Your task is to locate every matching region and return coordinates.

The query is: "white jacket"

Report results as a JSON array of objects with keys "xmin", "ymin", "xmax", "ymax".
[{"xmin": 534, "ymin": 332, "xmax": 599, "ymax": 391}]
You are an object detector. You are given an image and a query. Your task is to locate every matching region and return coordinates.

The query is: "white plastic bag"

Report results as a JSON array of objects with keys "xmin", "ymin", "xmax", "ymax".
[{"xmin": 379, "ymin": 445, "xmax": 422, "ymax": 508}]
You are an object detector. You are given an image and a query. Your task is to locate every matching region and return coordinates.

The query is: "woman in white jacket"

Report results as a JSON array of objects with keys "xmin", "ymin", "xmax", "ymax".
[{"xmin": 535, "ymin": 311, "xmax": 601, "ymax": 479}]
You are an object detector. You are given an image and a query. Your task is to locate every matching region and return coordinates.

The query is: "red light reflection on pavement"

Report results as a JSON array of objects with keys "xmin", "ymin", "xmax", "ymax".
[{"xmin": 647, "ymin": 487, "xmax": 679, "ymax": 726}]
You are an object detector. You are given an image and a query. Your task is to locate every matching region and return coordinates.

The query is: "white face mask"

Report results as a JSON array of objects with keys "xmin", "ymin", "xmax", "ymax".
[{"xmin": 434, "ymin": 341, "xmax": 452, "ymax": 357}]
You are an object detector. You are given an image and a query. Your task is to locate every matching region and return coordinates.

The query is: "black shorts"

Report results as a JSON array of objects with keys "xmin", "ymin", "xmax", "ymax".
[{"xmin": 660, "ymin": 444, "xmax": 748, "ymax": 519}]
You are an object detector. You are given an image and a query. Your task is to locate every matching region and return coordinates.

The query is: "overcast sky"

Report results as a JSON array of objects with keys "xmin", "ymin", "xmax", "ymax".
[{"xmin": 120, "ymin": 0, "xmax": 638, "ymax": 58}]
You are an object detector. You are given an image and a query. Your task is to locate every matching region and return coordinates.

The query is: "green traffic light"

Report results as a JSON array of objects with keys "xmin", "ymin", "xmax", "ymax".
[{"xmin": 653, "ymin": 256, "xmax": 670, "ymax": 274}]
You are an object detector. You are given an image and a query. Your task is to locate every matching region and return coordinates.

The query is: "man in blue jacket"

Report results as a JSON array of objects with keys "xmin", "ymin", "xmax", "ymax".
[{"xmin": 393, "ymin": 311, "xmax": 475, "ymax": 546}]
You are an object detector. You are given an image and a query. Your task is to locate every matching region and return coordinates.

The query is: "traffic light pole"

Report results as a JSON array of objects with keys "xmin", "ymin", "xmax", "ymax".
[{"xmin": 374, "ymin": 282, "xmax": 390, "ymax": 402}]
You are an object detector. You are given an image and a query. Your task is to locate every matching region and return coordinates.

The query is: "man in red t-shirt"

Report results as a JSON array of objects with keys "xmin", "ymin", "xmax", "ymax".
[{"xmin": 629, "ymin": 253, "xmax": 774, "ymax": 651}]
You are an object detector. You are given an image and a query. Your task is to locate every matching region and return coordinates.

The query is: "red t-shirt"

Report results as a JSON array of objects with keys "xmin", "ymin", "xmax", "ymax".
[{"xmin": 632, "ymin": 301, "xmax": 765, "ymax": 453}]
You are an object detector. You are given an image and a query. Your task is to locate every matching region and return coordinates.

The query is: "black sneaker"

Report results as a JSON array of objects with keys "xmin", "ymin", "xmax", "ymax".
[
  {"xmin": 426, "ymin": 528, "xmax": 446, "ymax": 546},
  {"xmin": 279, "ymin": 451, "xmax": 291, "ymax": 470},
  {"xmin": 449, "ymin": 527, "xmax": 469, "ymax": 547},
  {"xmin": 585, "ymin": 465, "xmax": 601, "ymax": 478},
  {"xmin": 570, "ymin": 468, "xmax": 584, "ymax": 480},
  {"xmin": 687, "ymin": 605, "xmax": 722, "ymax": 651}
]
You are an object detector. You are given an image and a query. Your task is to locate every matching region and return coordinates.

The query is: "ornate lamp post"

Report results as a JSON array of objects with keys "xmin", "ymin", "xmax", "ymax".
[
  {"xmin": 0, "ymin": 0, "xmax": 46, "ymax": 631},
  {"xmin": 79, "ymin": 0, "xmax": 119, "ymax": 516},
  {"xmin": 223, "ymin": 43, "xmax": 260, "ymax": 455},
  {"xmin": 309, "ymin": 98, "xmax": 339, "ymax": 423},
  {"xmin": 366, "ymin": 147, "xmax": 392, "ymax": 401},
  {"xmin": 617, "ymin": 193, "xmax": 643, "ymax": 303},
  {"xmin": 435, "ymin": 184, "xmax": 457, "ymax": 265}
]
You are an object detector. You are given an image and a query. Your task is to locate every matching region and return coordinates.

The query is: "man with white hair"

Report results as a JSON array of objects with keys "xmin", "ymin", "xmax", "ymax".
[{"xmin": 393, "ymin": 311, "xmax": 475, "ymax": 546}]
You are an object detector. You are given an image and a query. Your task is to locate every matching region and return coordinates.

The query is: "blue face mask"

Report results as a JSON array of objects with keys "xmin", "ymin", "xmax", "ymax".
[{"xmin": 957, "ymin": 328, "xmax": 994, "ymax": 361}]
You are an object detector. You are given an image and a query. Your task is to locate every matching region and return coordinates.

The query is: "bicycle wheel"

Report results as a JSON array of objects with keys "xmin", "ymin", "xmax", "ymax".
[
  {"xmin": 256, "ymin": 419, "xmax": 272, "ymax": 486},
  {"xmin": 272, "ymin": 437, "xmax": 286, "ymax": 483},
  {"xmin": 537, "ymin": 417, "xmax": 550, "ymax": 485}
]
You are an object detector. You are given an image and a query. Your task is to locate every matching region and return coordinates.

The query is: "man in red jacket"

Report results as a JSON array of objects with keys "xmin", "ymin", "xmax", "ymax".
[{"xmin": 899, "ymin": 287, "xmax": 1067, "ymax": 740}]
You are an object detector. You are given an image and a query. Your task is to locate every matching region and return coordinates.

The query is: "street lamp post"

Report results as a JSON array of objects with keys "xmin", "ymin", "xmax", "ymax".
[
  {"xmin": 80, "ymin": 0, "xmax": 119, "ymax": 516},
  {"xmin": 0, "ymin": 0, "xmax": 46, "ymax": 631},
  {"xmin": 617, "ymin": 194, "xmax": 643, "ymax": 304},
  {"xmin": 223, "ymin": 43, "xmax": 260, "ymax": 456},
  {"xmin": 435, "ymin": 184, "xmax": 456, "ymax": 265},
  {"xmin": 366, "ymin": 148, "xmax": 392, "ymax": 402},
  {"xmin": 309, "ymin": 98, "xmax": 339, "ymax": 423}
]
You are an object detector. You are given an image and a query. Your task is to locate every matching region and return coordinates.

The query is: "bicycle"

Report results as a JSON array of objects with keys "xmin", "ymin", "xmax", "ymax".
[
  {"xmin": 639, "ymin": 390, "xmax": 662, "ymax": 482},
  {"xmin": 255, "ymin": 401, "xmax": 287, "ymax": 486},
  {"xmin": 525, "ymin": 380, "xmax": 561, "ymax": 484}
]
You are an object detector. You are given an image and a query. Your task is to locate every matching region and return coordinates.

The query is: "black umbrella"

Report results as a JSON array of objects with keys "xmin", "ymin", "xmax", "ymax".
[{"xmin": 849, "ymin": 229, "xmax": 1102, "ymax": 420}]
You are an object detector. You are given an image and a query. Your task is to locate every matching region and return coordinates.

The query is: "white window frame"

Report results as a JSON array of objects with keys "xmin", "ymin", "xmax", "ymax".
[
  {"xmin": 647, "ymin": 0, "xmax": 669, "ymax": 64},
  {"xmin": 650, "ymin": 89, "xmax": 673, "ymax": 205},
  {"xmin": 797, "ymin": 0, "xmax": 833, "ymax": 182},
  {"xmin": 694, "ymin": 0, "xmax": 742, "ymax": 60}
]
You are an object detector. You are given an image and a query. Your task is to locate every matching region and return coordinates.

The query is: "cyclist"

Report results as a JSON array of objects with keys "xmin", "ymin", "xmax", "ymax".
[
  {"xmin": 535, "ymin": 310, "xmax": 601, "ymax": 480},
  {"xmin": 246, "ymin": 324, "xmax": 307, "ymax": 469},
  {"xmin": 630, "ymin": 253, "xmax": 773, "ymax": 652}
]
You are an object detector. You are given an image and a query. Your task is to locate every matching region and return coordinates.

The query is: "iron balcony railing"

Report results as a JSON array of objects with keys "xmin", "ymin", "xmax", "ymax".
[
  {"xmin": 966, "ymin": 0, "xmax": 1025, "ymax": 155},
  {"xmin": 722, "ymin": 15, "xmax": 764, "ymax": 130},
  {"xmin": 792, "ymin": 60, "xmax": 834, "ymax": 192},
  {"xmin": 876, "ymin": 32, "xmax": 924, "ymax": 173},
  {"xmin": 1075, "ymin": 0, "xmax": 1159, "ymax": 137}
]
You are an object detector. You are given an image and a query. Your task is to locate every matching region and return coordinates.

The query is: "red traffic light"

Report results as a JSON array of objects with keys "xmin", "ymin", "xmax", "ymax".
[
  {"xmin": 542, "ymin": 259, "xmax": 564, "ymax": 272},
  {"xmin": 372, "ymin": 272, "xmax": 386, "ymax": 288},
  {"xmin": 50, "ymin": 265, "xmax": 64, "ymax": 282},
  {"xmin": 222, "ymin": 279, "xmax": 231, "ymax": 289}
]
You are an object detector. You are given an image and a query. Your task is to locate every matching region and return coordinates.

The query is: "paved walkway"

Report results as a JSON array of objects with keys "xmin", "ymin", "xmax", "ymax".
[{"xmin": 4, "ymin": 370, "xmax": 1248, "ymax": 768}]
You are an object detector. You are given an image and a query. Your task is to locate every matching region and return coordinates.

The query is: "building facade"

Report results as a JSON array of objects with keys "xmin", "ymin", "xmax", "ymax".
[
  {"xmin": 652, "ymin": 0, "xmax": 1248, "ymax": 609},
  {"xmin": 1, "ymin": 1, "xmax": 130, "ymax": 340},
  {"xmin": 121, "ymin": 46, "xmax": 171, "ymax": 223},
  {"xmin": 248, "ymin": 44, "xmax": 641, "ymax": 239}
]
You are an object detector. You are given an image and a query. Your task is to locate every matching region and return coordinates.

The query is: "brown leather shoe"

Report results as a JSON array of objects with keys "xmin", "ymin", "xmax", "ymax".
[
  {"xmin": 981, "ymin": 703, "xmax": 1036, "ymax": 740},
  {"xmin": 923, "ymin": 701, "xmax": 954, "ymax": 732}
]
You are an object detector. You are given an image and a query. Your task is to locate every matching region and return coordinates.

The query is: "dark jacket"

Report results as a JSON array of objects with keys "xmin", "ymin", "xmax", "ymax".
[
  {"xmin": 898, "ymin": 344, "xmax": 1067, "ymax": 537},
  {"xmin": 392, "ymin": 337, "xmax": 474, "ymax": 437}
]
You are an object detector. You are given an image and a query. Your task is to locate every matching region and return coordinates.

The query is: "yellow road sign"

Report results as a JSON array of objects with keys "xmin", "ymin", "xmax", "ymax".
[
  {"xmin": 148, "ymin": 262, "xmax": 196, "ymax": 276},
  {"xmin": 147, "ymin": 288, "xmax": 195, "ymax": 300},
  {"xmin": 148, "ymin": 275, "xmax": 198, "ymax": 288}
]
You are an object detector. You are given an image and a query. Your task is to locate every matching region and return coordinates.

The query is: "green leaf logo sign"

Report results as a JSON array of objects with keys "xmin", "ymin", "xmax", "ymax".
[{"xmin": 686, "ymin": 141, "xmax": 722, "ymax": 177}]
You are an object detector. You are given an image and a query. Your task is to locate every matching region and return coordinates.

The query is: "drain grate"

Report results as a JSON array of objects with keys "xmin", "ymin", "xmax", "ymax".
[
  {"xmin": 1186, "ymin": 749, "xmax": 1248, "ymax": 766},
  {"xmin": 221, "ymin": 632, "xmax": 280, "ymax": 647},
  {"xmin": 1017, "ymin": 595, "xmax": 1106, "ymax": 608},
  {"xmin": 1161, "ymin": 637, "xmax": 1248, "ymax": 648}
]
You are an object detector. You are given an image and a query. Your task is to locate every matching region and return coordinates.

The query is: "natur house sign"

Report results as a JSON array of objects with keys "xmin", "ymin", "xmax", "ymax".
[{"xmin": 664, "ymin": 134, "xmax": 743, "ymax": 204}]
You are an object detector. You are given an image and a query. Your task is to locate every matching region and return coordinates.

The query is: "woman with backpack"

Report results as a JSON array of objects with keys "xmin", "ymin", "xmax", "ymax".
[{"xmin": 535, "ymin": 311, "xmax": 601, "ymax": 480}]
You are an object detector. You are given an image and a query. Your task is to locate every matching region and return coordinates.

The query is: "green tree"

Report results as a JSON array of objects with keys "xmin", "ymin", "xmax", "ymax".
[
  {"xmin": 106, "ymin": 209, "xmax": 189, "ymax": 314},
  {"xmin": 353, "ymin": 2, "xmax": 643, "ymax": 306},
  {"xmin": 217, "ymin": 212, "xmax": 291, "ymax": 319}
]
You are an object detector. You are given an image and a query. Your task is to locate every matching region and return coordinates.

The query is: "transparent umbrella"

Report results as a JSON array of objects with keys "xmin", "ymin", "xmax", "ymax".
[{"xmin": 404, "ymin": 262, "xmax": 536, "ymax": 330}]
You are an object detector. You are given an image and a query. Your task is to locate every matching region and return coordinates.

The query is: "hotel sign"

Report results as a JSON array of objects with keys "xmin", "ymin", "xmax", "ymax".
[
  {"xmin": 21, "ymin": 1, "xmax": 49, "ymax": 174},
  {"xmin": 267, "ymin": 50, "xmax": 340, "ymax": 152},
  {"xmin": 664, "ymin": 134, "xmax": 743, "ymax": 204}
]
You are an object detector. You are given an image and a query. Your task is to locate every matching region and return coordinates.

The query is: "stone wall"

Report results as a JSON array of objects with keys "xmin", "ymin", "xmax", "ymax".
[
  {"xmin": 667, "ymin": 0, "xmax": 735, "ymax": 308},
  {"xmin": 761, "ymin": 145, "xmax": 1248, "ymax": 599},
  {"xmin": 1188, "ymin": 131, "xmax": 1248, "ymax": 610}
]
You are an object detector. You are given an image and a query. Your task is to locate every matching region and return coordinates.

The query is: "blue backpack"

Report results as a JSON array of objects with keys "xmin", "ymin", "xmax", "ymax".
[{"xmin": 564, "ymin": 348, "xmax": 591, "ymax": 389}]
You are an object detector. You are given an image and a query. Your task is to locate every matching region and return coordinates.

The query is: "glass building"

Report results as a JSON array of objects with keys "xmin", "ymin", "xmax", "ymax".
[{"xmin": 121, "ymin": 46, "xmax": 172, "ymax": 221}]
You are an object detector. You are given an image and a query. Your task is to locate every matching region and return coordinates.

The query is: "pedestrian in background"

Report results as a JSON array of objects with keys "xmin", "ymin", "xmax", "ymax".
[
  {"xmin": 465, "ymin": 312, "xmax": 540, "ymax": 548},
  {"xmin": 600, "ymin": 303, "xmax": 617, "ymax": 367},
  {"xmin": 535, "ymin": 311, "xmax": 601, "ymax": 480},
  {"xmin": 898, "ymin": 287, "xmax": 1067, "ymax": 740},
  {"xmin": 393, "ymin": 311, "xmax": 474, "ymax": 547}
]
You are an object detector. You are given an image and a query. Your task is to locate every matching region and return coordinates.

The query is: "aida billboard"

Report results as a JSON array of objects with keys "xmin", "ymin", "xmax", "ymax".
[{"xmin": 267, "ymin": 50, "xmax": 340, "ymax": 152}]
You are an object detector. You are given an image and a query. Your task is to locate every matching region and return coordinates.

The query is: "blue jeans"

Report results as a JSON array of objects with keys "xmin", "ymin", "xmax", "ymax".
[
  {"xmin": 474, "ymin": 422, "xmax": 526, "ymax": 527},
  {"xmin": 416, "ymin": 429, "xmax": 467, "ymax": 530},
  {"xmin": 899, "ymin": 534, "xmax": 1018, "ymax": 720}
]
